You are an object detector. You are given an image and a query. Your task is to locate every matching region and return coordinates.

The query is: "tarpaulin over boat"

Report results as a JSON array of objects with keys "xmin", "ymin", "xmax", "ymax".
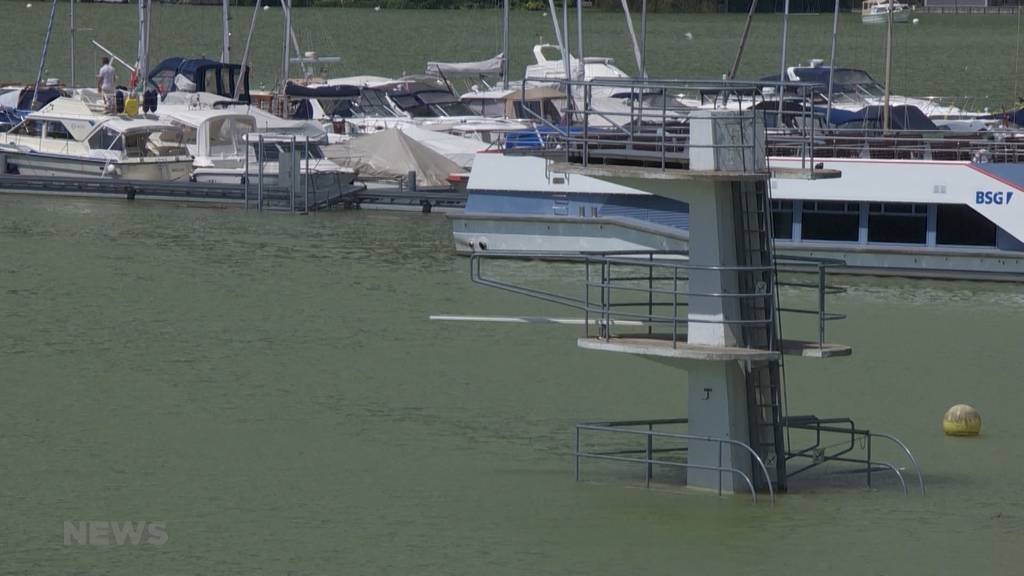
[
  {"xmin": 322, "ymin": 128, "xmax": 461, "ymax": 188},
  {"xmin": 425, "ymin": 54, "xmax": 504, "ymax": 78},
  {"xmin": 837, "ymin": 105, "xmax": 938, "ymax": 131}
]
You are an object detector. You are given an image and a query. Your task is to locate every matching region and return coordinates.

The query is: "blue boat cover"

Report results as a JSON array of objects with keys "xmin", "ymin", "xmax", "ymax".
[{"xmin": 148, "ymin": 57, "xmax": 250, "ymax": 101}]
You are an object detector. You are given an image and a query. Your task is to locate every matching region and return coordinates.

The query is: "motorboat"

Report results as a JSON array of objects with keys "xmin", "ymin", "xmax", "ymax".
[
  {"xmin": 862, "ymin": 0, "xmax": 911, "ymax": 24},
  {"xmin": 159, "ymin": 108, "xmax": 358, "ymax": 194},
  {"xmin": 0, "ymin": 97, "xmax": 192, "ymax": 181},
  {"xmin": 773, "ymin": 60, "xmax": 996, "ymax": 131}
]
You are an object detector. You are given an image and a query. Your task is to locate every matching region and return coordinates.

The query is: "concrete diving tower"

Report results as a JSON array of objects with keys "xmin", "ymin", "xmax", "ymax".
[{"xmin": 444, "ymin": 78, "xmax": 924, "ymax": 499}]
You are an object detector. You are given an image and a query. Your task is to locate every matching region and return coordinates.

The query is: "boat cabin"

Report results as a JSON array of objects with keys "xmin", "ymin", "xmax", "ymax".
[{"xmin": 148, "ymin": 57, "xmax": 251, "ymax": 102}]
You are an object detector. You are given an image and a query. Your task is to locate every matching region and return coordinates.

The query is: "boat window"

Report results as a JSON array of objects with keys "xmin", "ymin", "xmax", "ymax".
[
  {"xmin": 204, "ymin": 68, "xmax": 220, "ymax": 95},
  {"xmin": 44, "ymin": 121, "xmax": 74, "ymax": 140},
  {"xmin": 253, "ymin": 141, "xmax": 279, "ymax": 163},
  {"xmin": 88, "ymin": 127, "xmax": 123, "ymax": 152},
  {"xmin": 358, "ymin": 90, "xmax": 397, "ymax": 117},
  {"xmin": 542, "ymin": 99, "xmax": 563, "ymax": 124},
  {"xmin": 432, "ymin": 100, "xmax": 476, "ymax": 117},
  {"xmin": 150, "ymin": 69, "xmax": 176, "ymax": 95},
  {"xmin": 771, "ymin": 199, "xmax": 794, "ymax": 240},
  {"xmin": 936, "ymin": 204, "xmax": 997, "ymax": 247},
  {"xmin": 514, "ymin": 100, "xmax": 542, "ymax": 120},
  {"xmin": 11, "ymin": 119, "xmax": 43, "ymax": 136},
  {"xmin": 209, "ymin": 117, "xmax": 255, "ymax": 157},
  {"xmin": 868, "ymin": 202, "xmax": 927, "ymax": 244},
  {"xmin": 801, "ymin": 200, "xmax": 860, "ymax": 242},
  {"xmin": 462, "ymin": 99, "xmax": 495, "ymax": 117}
]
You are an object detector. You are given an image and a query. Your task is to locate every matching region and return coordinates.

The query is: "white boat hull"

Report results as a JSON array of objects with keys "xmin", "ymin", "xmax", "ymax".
[
  {"xmin": 3, "ymin": 149, "xmax": 192, "ymax": 181},
  {"xmin": 862, "ymin": 10, "xmax": 910, "ymax": 23}
]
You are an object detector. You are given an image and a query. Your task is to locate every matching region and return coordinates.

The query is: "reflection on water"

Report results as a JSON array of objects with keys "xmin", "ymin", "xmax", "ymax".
[{"xmin": 0, "ymin": 195, "xmax": 1020, "ymax": 575}]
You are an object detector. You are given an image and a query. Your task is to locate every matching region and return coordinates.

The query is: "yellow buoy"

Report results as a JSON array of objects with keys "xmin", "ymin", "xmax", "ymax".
[{"xmin": 943, "ymin": 404, "xmax": 981, "ymax": 436}]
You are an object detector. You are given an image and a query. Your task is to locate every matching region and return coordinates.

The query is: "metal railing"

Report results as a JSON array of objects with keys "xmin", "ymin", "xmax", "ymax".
[
  {"xmin": 516, "ymin": 76, "xmax": 1024, "ymax": 171},
  {"xmin": 784, "ymin": 415, "xmax": 925, "ymax": 496},
  {"xmin": 575, "ymin": 418, "xmax": 775, "ymax": 503},
  {"xmin": 469, "ymin": 250, "xmax": 846, "ymax": 351}
]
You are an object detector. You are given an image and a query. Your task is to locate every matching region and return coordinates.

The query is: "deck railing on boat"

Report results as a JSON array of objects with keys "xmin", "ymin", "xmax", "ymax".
[{"xmin": 516, "ymin": 76, "xmax": 1024, "ymax": 169}]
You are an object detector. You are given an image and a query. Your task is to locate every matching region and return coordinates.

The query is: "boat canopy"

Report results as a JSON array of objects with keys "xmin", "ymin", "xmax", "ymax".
[
  {"xmin": 148, "ymin": 57, "xmax": 250, "ymax": 102},
  {"xmin": 836, "ymin": 105, "xmax": 939, "ymax": 131},
  {"xmin": 0, "ymin": 86, "xmax": 64, "ymax": 111},
  {"xmin": 285, "ymin": 82, "xmax": 361, "ymax": 99},
  {"xmin": 425, "ymin": 54, "xmax": 504, "ymax": 78}
]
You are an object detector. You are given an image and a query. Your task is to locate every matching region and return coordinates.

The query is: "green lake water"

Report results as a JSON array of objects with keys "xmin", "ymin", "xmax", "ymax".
[
  {"xmin": 2, "ymin": 4, "xmax": 1024, "ymax": 574},
  {"xmin": 0, "ymin": 194, "xmax": 1023, "ymax": 574}
]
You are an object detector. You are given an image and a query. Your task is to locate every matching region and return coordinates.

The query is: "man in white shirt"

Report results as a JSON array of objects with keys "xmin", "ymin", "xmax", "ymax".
[{"xmin": 96, "ymin": 57, "xmax": 116, "ymax": 111}]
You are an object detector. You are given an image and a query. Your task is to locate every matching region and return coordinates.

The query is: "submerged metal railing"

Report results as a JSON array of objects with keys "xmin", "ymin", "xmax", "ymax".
[
  {"xmin": 469, "ymin": 250, "xmax": 846, "ymax": 351},
  {"xmin": 783, "ymin": 415, "xmax": 925, "ymax": 496},
  {"xmin": 575, "ymin": 418, "xmax": 775, "ymax": 504}
]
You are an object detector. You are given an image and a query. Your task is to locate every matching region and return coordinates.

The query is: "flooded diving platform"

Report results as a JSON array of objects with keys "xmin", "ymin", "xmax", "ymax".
[{"xmin": 578, "ymin": 335, "xmax": 851, "ymax": 360}]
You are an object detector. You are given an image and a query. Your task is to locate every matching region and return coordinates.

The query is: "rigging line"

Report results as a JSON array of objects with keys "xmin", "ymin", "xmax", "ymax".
[{"xmin": 1016, "ymin": 2, "xmax": 1022, "ymax": 101}]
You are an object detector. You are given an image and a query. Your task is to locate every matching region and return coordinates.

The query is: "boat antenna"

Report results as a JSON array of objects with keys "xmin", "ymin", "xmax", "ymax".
[
  {"xmin": 31, "ymin": 0, "xmax": 59, "ymax": 110},
  {"xmin": 882, "ymin": 0, "xmax": 894, "ymax": 131},
  {"xmin": 826, "ymin": 0, "xmax": 840, "ymax": 125},
  {"xmin": 727, "ymin": 0, "xmax": 760, "ymax": 80},
  {"xmin": 777, "ymin": 0, "xmax": 790, "ymax": 128},
  {"xmin": 234, "ymin": 0, "xmax": 261, "ymax": 101}
]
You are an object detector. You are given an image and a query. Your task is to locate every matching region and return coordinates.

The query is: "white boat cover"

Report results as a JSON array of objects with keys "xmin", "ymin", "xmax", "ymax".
[
  {"xmin": 425, "ymin": 54, "xmax": 504, "ymax": 78},
  {"xmin": 321, "ymin": 127, "xmax": 460, "ymax": 188},
  {"xmin": 396, "ymin": 124, "xmax": 482, "ymax": 169}
]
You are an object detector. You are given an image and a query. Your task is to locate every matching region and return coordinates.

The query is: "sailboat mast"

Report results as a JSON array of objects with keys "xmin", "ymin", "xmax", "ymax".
[
  {"xmin": 282, "ymin": 0, "xmax": 292, "ymax": 94},
  {"xmin": 235, "ymin": 0, "xmax": 261, "ymax": 100},
  {"xmin": 639, "ymin": 0, "xmax": 647, "ymax": 78},
  {"xmin": 883, "ymin": 0, "xmax": 893, "ymax": 131},
  {"xmin": 222, "ymin": 0, "xmax": 231, "ymax": 63},
  {"xmin": 70, "ymin": 0, "xmax": 76, "ymax": 87},
  {"xmin": 32, "ymin": 0, "xmax": 59, "ymax": 109},
  {"xmin": 502, "ymin": 0, "xmax": 510, "ymax": 89},
  {"xmin": 576, "ymin": 0, "xmax": 583, "ymax": 79},
  {"xmin": 727, "ymin": 0, "xmax": 760, "ymax": 80},
  {"xmin": 137, "ymin": 0, "xmax": 149, "ymax": 95},
  {"xmin": 777, "ymin": 0, "xmax": 790, "ymax": 127},
  {"xmin": 826, "ymin": 0, "xmax": 839, "ymax": 125}
]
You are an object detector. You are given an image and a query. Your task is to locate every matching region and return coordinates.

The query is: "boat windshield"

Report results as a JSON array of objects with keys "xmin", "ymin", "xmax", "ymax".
[
  {"xmin": 252, "ymin": 141, "xmax": 325, "ymax": 162},
  {"xmin": 122, "ymin": 128, "xmax": 189, "ymax": 158},
  {"xmin": 829, "ymin": 70, "xmax": 886, "ymax": 99},
  {"xmin": 320, "ymin": 89, "xmax": 397, "ymax": 118}
]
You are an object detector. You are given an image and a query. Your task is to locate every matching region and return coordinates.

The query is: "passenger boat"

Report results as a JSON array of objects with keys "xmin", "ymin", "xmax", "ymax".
[
  {"xmin": 0, "ymin": 98, "xmax": 192, "ymax": 181},
  {"xmin": 451, "ymin": 74, "xmax": 1024, "ymax": 280},
  {"xmin": 862, "ymin": 0, "xmax": 911, "ymax": 24}
]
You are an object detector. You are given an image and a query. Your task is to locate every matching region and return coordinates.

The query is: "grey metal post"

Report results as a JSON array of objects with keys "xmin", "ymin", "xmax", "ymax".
[
  {"xmin": 281, "ymin": 0, "xmax": 292, "ymax": 106},
  {"xmin": 777, "ymin": 0, "xmax": 791, "ymax": 128},
  {"xmin": 818, "ymin": 264, "xmax": 826, "ymax": 348},
  {"xmin": 304, "ymin": 135, "xmax": 310, "ymax": 212},
  {"xmin": 645, "ymin": 423, "xmax": 653, "ymax": 487},
  {"xmin": 31, "ymin": 0, "xmax": 59, "ymax": 110},
  {"xmin": 290, "ymin": 135, "xmax": 296, "ymax": 211},
  {"xmin": 826, "ymin": 0, "xmax": 840, "ymax": 125},
  {"xmin": 244, "ymin": 136, "xmax": 249, "ymax": 210},
  {"xmin": 257, "ymin": 134, "xmax": 264, "ymax": 211}
]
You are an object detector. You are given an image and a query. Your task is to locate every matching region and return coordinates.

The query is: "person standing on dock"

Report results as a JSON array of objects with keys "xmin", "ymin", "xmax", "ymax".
[{"xmin": 96, "ymin": 57, "xmax": 116, "ymax": 112}]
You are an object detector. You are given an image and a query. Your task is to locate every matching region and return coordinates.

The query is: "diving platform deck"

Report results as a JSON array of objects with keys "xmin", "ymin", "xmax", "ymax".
[{"xmin": 578, "ymin": 335, "xmax": 852, "ymax": 360}]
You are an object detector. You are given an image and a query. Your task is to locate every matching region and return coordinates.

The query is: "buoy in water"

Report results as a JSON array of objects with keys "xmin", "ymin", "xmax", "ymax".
[
  {"xmin": 912, "ymin": 17, "xmax": 920, "ymax": 24},
  {"xmin": 26, "ymin": 2, "xmax": 32, "ymax": 7},
  {"xmin": 943, "ymin": 404, "xmax": 981, "ymax": 436}
]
